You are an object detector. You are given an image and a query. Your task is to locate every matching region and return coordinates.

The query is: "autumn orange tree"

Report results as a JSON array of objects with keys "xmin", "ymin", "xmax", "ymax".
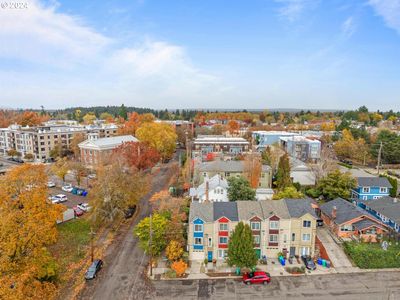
[
  {"xmin": 136, "ymin": 122, "xmax": 177, "ymax": 161},
  {"xmin": 113, "ymin": 141, "xmax": 160, "ymax": 171},
  {"xmin": 243, "ymin": 153, "xmax": 262, "ymax": 188},
  {"xmin": 0, "ymin": 164, "xmax": 64, "ymax": 299},
  {"xmin": 117, "ymin": 112, "xmax": 156, "ymax": 136},
  {"xmin": 227, "ymin": 120, "xmax": 240, "ymax": 135},
  {"xmin": 171, "ymin": 260, "xmax": 188, "ymax": 277}
]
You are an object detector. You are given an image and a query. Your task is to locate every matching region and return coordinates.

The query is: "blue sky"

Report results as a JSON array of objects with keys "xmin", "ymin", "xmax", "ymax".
[{"xmin": 1, "ymin": 0, "xmax": 400, "ymax": 110}]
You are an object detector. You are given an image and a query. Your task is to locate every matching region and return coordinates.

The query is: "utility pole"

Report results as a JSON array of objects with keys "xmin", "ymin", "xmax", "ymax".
[
  {"xmin": 149, "ymin": 214, "xmax": 153, "ymax": 277},
  {"xmin": 377, "ymin": 141, "xmax": 383, "ymax": 175},
  {"xmin": 89, "ymin": 227, "xmax": 96, "ymax": 262}
]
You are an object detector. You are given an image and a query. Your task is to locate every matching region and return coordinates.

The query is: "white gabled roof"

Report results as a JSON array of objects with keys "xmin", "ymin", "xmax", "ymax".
[
  {"xmin": 78, "ymin": 135, "xmax": 138, "ymax": 151},
  {"xmin": 191, "ymin": 174, "xmax": 228, "ymax": 198}
]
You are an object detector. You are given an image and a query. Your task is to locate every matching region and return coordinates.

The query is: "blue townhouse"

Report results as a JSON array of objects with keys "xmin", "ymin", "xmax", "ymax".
[
  {"xmin": 351, "ymin": 177, "xmax": 392, "ymax": 200},
  {"xmin": 355, "ymin": 197, "xmax": 400, "ymax": 233}
]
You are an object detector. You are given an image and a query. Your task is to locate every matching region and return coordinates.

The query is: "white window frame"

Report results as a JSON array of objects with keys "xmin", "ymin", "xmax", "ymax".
[
  {"xmin": 269, "ymin": 234, "xmax": 278, "ymax": 242},
  {"xmin": 380, "ymin": 187, "xmax": 387, "ymax": 193},
  {"xmin": 219, "ymin": 223, "xmax": 228, "ymax": 231},
  {"xmin": 303, "ymin": 220, "xmax": 311, "ymax": 228},
  {"xmin": 362, "ymin": 187, "xmax": 370, "ymax": 193},
  {"xmin": 253, "ymin": 235, "xmax": 260, "ymax": 244},
  {"xmin": 302, "ymin": 233, "xmax": 311, "ymax": 241},
  {"xmin": 251, "ymin": 222, "xmax": 261, "ymax": 230},
  {"xmin": 269, "ymin": 220, "xmax": 279, "ymax": 229},
  {"xmin": 218, "ymin": 250, "xmax": 228, "ymax": 259},
  {"xmin": 194, "ymin": 224, "xmax": 203, "ymax": 232},
  {"xmin": 194, "ymin": 237, "xmax": 203, "ymax": 245}
]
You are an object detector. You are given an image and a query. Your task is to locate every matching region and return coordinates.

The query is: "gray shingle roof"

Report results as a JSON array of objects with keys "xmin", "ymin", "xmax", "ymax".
[
  {"xmin": 236, "ymin": 201, "xmax": 263, "ymax": 220},
  {"xmin": 356, "ymin": 177, "xmax": 392, "ymax": 188},
  {"xmin": 199, "ymin": 160, "xmax": 245, "ymax": 173},
  {"xmin": 353, "ymin": 219, "xmax": 385, "ymax": 230},
  {"xmin": 213, "ymin": 202, "xmax": 238, "ymax": 221},
  {"xmin": 320, "ymin": 198, "xmax": 367, "ymax": 225},
  {"xmin": 284, "ymin": 198, "xmax": 317, "ymax": 218},
  {"xmin": 259, "ymin": 200, "xmax": 290, "ymax": 219},
  {"xmin": 189, "ymin": 202, "xmax": 214, "ymax": 223},
  {"xmin": 359, "ymin": 197, "xmax": 400, "ymax": 224}
]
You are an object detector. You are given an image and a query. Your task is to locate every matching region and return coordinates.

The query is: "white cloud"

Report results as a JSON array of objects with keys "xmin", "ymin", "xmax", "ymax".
[
  {"xmin": 0, "ymin": 0, "xmax": 229, "ymax": 108},
  {"xmin": 341, "ymin": 16, "xmax": 357, "ymax": 38},
  {"xmin": 368, "ymin": 0, "xmax": 400, "ymax": 34},
  {"xmin": 275, "ymin": 0, "xmax": 318, "ymax": 22}
]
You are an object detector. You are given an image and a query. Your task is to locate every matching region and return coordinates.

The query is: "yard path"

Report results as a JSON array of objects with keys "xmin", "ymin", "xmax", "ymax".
[{"xmin": 316, "ymin": 227, "xmax": 356, "ymax": 273}]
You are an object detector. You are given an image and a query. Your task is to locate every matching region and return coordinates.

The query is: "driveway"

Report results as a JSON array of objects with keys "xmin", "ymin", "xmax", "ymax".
[{"xmin": 317, "ymin": 227, "xmax": 355, "ymax": 273}]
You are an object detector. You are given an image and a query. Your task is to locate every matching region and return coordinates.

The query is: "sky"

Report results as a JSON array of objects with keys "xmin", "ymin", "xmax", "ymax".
[{"xmin": 0, "ymin": 0, "xmax": 400, "ymax": 111}]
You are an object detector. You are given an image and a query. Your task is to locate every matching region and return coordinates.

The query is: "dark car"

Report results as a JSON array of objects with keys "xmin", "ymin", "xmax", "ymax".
[
  {"xmin": 301, "ymin": 255, "xmax": 316, "ymax": 270},
  {"xmin": 242, "ymin": 271, "xmax": 271, "ymax": 285},
  {"xmin": 125, "ymin": 205, "xmax": 137, "ymax": 219},
  {"xmin": 316, "ymin": 219, "xmax": 324, "ymax": 227},
  {"xmin": 13, "ymin": 158, "xmax": 24, "ymax": 163},
  {"xmin": 85, "ymin": 259, "xmax": 103, "ymax": 280}
]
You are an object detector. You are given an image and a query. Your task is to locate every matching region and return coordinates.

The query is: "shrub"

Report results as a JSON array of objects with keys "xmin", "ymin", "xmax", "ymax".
[{"xmin": 171, "ymin": 260, "xmax": 188, "ymax": 277}]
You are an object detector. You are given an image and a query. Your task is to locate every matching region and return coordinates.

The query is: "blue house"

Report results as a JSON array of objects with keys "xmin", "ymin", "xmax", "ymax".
[
  {"xmin": 351, "ymin": 177, "xmax": 392, "ymax": 200},
  {"xmin": 355, "ymin": 197, "xmax": 400, "ymax": 233},
  {"xmin": 192, "ymin": 218, "xmax": 204, "ymax": 251}
]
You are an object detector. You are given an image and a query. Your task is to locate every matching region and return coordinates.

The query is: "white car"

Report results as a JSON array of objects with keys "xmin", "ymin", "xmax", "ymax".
[
  {"xmin": 51, "ymin": 194, "xmax": 68, "ymax": 203},
  {"xmin": 47, "ymin": 181, "xmax": 56, "ymax": 188},
  {"xmin": 88, "ymin": 174, "xmax": 96, "ymax": 179},
  {"xmin": 78, "ymin": 202, "xmax": 91, "ymax": 212},
  {"xmin": 62, "ymin": 184, "xmax": 73, "ymax": 192}
]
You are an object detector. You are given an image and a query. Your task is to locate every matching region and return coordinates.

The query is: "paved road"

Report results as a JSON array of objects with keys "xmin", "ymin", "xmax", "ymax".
[
  {"xmin": 150, "ymin": 271, "xmax": 400, "ymax": 300},
  {"xmin": 78, "ymin": 161, "xmax": 177, "ymax": 300}
]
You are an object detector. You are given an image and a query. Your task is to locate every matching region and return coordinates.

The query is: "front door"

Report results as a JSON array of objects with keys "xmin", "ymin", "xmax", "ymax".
[
  {"xmin": 289, "ymin": 247, "xmax": 296, "ymax": 256},
  {"xmin": 255, "ymin": 249, "xmax": 261, "ymax": 259},
  {"xmin": 208, "ymin": 251, "xmax": 213, "ymax": 262}
]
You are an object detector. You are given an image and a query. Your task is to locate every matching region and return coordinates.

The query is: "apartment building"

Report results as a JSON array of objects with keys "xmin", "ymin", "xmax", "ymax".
[
  {"xmin": 193, "ymin": 135, "xmax": 250, "ymax": 155},
  {"xmin": 188, "ymin": 199, "xmax": 317, "ymax": 263},
  {"xmin": 0, "ymin": 123, "xmax": 119, "ymax": 160},
  {"xmin": 280, "ymin": 136, "xmax": 321, "ymax": 162}
]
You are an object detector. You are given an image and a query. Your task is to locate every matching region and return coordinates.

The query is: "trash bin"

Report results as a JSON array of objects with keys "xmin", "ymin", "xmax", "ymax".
[
  {"xmin": 322, "ymin": 259, "xmax": 326, "ymax": 267},
  {"xmin": 317, "ymin": 258, "xmax": 322, "ymax": 265},
  {"xmin": 326, "ymin": 261, "xmax": 331, "ymax": 268},
  {"xmin": 235, "ymin": 267, "xmax": 241, "ymax": 275}
]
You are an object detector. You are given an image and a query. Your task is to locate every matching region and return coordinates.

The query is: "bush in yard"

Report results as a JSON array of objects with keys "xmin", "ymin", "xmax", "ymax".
[
  {"xmin": 343, "ymin": 241, "xmax": 400, "ymax": 269},
  {"xmin": 171, "ymin": 260, "xmax": 187, "ymax": 277},
  {"xmin": 166, "ymin": 240, "xmax": 184, "ymax": 262}
]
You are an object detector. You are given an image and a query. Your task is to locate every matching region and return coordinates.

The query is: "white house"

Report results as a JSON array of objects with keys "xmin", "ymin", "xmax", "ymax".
[{"xmin": 189, "ymin": 174, "xmax": 228, "ymax": 203}]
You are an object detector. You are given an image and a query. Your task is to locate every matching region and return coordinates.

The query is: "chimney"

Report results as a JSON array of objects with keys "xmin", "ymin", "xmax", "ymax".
[
  {"xmin": 332, "ymin": 206, "xmax": 337, "ymax": 220},
  {"xmin": 205, "ymin": 180, "xmax": 209, "ymax": 202}
]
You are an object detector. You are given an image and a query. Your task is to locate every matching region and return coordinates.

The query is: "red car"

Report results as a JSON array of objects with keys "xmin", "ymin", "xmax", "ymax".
[
  {"xmin": 73, "ymin": 206, "xmax": 84, "ymax": 217},
  {"xmin": 242, "ymin": 271, "xmax": 271, "ymax": 285}
]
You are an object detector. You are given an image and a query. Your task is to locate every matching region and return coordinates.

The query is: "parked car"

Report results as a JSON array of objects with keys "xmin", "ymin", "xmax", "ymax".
[
  {"xmin": 88, "ymin": 173, "xmax": 96, "ymax": 179},
  {"xmin": 316, "ymin": 219, "xmax": 324, "ymax": 227},
  {"xmin": 13, "ymin": 158, "xmax": 24, "ymax": 163},
  {"xmin": 47, "ymin": 181, "xmax": 56, "ymax": 188},
  {"xmin": 242, "ymin": 271, "xmax": 271, "ymax": 285},
  {"xmin": 78, "ymin": 202, "xmax": 91, "ymax": 212},
  {"xmin": 62, "ymin": 184, "xmax": 73, "ymax": 192},
  {"xmin": 301, "ymin": 255, "xmax": 316, "ymax": 270},
  {"xmin": 51, "ymin": 194, "xmax": 68, "ymax": 204},
  {"xmin": 73, "ymin": 206, "xmax": 84, "ymax": 217},
  {"xmin": 84, "ymin": 259, "xmax": 103, "ymax": 280},
  {"xmin": 124, "ymin": 205, "xmax": 137, "ymax": 219}
]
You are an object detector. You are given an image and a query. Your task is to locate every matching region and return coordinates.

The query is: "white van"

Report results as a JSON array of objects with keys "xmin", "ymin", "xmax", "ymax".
[{"xmin": 51, "ymin": 194, "xmax": 68, "ymax": 203}]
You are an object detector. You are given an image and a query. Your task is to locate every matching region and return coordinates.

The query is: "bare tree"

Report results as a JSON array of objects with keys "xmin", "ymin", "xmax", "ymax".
[{"xmin": 309, "ymin": 144, "xmax": 337, "ymax": 183}]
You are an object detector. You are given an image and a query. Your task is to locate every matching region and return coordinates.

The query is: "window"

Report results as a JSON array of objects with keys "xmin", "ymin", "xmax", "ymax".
[
  {"xmin": 303, "ymin": 220, "xmax": 311, "ymax": 228},
  {"xmin": 340, "ymin": 224, "xmax": 354, "ymax": 232},
  {"xmin": 219, "ymin": 237, "xmax": 228, "ymax": 244},
  {"xmin": 269, "ymin": 221, "xmax": 279, "ymax": 229},
  {"xmin": 362, "ymin": 187, "xmax": 370, "ymax": 193},
  {"xmin": 194, "ymin": 238, "xmax": 203, "ymax": 245},
  {"xmin": 301, "ymin": 247, "xmax": 310, "ymax": 256},
  {"xmin": 253, "ymin": 235, "xmax": 260, "ymax": 244},
  {"xmin": 251, "ymin": 222, "xmax": 260, "ymax": 230},
  {"xmin": 291, "ymin": 233, "xmax": 295, "ymax": 241},
  {"xmin": 219, "ymin": 223, "xmax": 228, "ymax": 231},
  {"xmin": 302, "ymin": 234, "xmax": 311, "ymax": 241},
  {"xmin": 218, "ymin": 250, "xmax": 228, "ymax": 258},
  {"xmin": 208, "ymin": 237, "xmax": 212, "ymax": 247},
  {"xmin": 380, "ymin": 187, "xmax": 387, "ymax": 193},
  {"xmin": 194, "ymin": 224, "xmax": 203, "ymax": 232},
  {"xmin": 283, "ymin": 234, "xmax": 287, "ymax": 243},
  {"xmin": 269, "ymin": 234, "xmax": 278, "ymax": 242}
]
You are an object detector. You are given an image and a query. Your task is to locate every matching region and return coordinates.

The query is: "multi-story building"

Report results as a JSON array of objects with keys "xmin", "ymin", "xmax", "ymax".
[
  {"xmin": 197, "ymin": 160, "xmax": 272, "ymax": 189},
  {"xmin": 189, "ymin": 174, "xmax": 229, "ymax": 203},
  {"xmin": 79, "ymin": 135, "xmax": 138, "ymax": 167},
  {"xmin": 0, "ymin": 123, "xmax": 119, "ymax": 160},
  {"xmin": 252, "ymin": 131, "xmax": 297, "ymax": 151},
  {"xmin": 351, "ymin": 177, "xmax": 392, "ymax": 200},
  {"xmin": 193, "ymin": 135, "xmax": 250, "ymax": 155},
  {"xmin": 280, "ymin": 136, "xmax": 321, "ymax": 162},
  {"xmin": 188, "ymin": 199, "xmax": 318, "ymax": 263}
]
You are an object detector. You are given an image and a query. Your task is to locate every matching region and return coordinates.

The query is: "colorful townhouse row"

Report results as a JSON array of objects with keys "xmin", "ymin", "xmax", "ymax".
[{"xmin": 188, "ymin": 199, "xmax": 318, "ymax": 263}]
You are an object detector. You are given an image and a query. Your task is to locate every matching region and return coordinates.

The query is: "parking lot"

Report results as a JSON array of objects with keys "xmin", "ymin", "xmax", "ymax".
[{"xmin": 48, "ymin": 185, "xmax": 90, "ymax": 209}]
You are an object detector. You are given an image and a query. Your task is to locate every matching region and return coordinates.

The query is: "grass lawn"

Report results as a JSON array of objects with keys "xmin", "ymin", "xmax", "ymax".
[
  {"xmin": 343, "ymin": 241, "xmax": 400, "ymax": 269},
  {"xmin": 50, "ymin": 218, "xmax": 91, "ymax": 282}
]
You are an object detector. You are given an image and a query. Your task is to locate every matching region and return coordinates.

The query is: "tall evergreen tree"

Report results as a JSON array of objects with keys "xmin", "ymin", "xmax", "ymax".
[
  {"xmin": 227, "ymin": 222, "xmax": 258, "ymax": 269},
  {"xmin": 118, "ymin": 104, "xmax": 128, "ymax": 120},
  {"xmin": 275, "ymin": 153, "xmax": 291, "ymax": 190}
]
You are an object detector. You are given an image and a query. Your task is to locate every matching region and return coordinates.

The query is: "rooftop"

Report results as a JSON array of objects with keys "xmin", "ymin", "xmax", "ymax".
[
  {"xmin": 359, "ymin": 197, "xmax": 400, "ymax": 224},
  {"xmin": 356, "ymin": 177, "xmax": 392, "ymax": 188},
  {"xmin": 78, "ymin": 135, "xmax": 138, "ymax": 150}
]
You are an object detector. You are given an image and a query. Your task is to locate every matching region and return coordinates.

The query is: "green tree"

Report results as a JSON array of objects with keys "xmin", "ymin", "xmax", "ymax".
[
  {"xmin": 273, "ymin": 186, "xmax": 304, "ymax": 200},
  {"xmin": 380, "ymin": 175, "xmax": 398, "ymax": 197},
  {"xmin": 119, "ymin": 104, "xmax": 128, "ymax": 120},
  {"xmin": 227, "ymin": 222, "xmax": 258, "ymax": 269},
  {"xmin": 134, "ymin": 213, "xmax": 168, "ymax": 256},
  {"xmin": 275, "ymin": 153, "xmax": 291, "ymax": 190},
  {"xmin": 371, "ymin": 130, "xmax": 400, "ymax": 164},
  {"xmin": 227, "ymin": 176, "xmax": 256, "ymax": 201},
  {"xmin": 7, "ymin": 149, "xmax": 21, "ymax": 158},
  {"xmin": 315, "ymin": 170, "xmax": 356, "ymax": 200},
  {"xmin": 261, "ymin": 146, "xmax": 271, "ymax": 165}
]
